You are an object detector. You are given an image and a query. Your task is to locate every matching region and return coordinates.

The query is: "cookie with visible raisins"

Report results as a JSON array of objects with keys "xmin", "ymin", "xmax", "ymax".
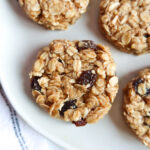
[
  {"xmin": 18, "ymin": 0, "xmax": 89, "ymax": 30},
  {"xmin": 99, "ymin": 0, "xmax": 150, "ymax": 55},
  {"xmin": 123, "ymin": 69, "xmax": 150, "ymax": 147},
  {"xmin": 29, "ymin": 40, "xmax": 118, "ymax": 126}
]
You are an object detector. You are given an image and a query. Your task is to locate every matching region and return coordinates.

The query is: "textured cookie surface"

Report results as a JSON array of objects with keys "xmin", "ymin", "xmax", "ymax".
[
  {"xmin": 123, "ymin": 69, "xmax": 150, "ymax": 147},
  {"xmin": 19, "ymin": 0, "xmax": 89, "ymax": 30},
  {"xmin": 99, "ymin": 0, "xmax": 150, "ymax": 55},
  {"xmin": 29, "ymin": 40, "xmax": 118, "ymax": 126}
]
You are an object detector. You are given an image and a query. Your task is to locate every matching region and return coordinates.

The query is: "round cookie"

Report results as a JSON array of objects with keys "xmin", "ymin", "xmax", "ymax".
[
  {"xmin": 29, "ymin": 40, "xmax": 118, "ymax": 126},
  {"xmin": 99, "ymin": 0, "xmax": 150, "ymax": 55},
  {"xmin": 18, "ymin": 0, "xmax": 89, "ymax": 30},
  {"xmin": 123, "ymin": 69, "xmax": 150, "ymax": 147}
]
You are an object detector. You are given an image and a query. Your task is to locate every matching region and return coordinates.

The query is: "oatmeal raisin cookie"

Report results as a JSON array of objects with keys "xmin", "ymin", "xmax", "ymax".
[
  {"xmin": 19, "ymin": 0, "xmax": 89, "ymax": 30},
  {"xmin": 29, "ymin": 40, "xmax": 118, "ymax": 126},
  {"xmin": 124, "ymin": 69, "xmax": 150, "ymax": 147},
  {"xmin": 99, "ymin": 0, "xmax": 150, "ymax": 55}
]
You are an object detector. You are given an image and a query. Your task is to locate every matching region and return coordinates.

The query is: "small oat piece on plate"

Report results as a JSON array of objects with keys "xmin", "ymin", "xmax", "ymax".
[
  {"xmin": 123, "ymin": 69, "xmax": 150, "ymax": 147},
  {"xmin": 99, "ymin": 0, "xmax": 150, "ymax": 55},
  {"xmin": 29, "ymin": 40, "xmax": 118, "ymax": 126},
  {"xmin": 18, "ymin": 0, "xmax": 89, "ymax": 30}
]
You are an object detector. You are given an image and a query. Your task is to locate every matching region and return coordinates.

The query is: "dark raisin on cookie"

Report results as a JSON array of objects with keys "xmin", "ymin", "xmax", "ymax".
[
  {"xmin": 58, "ymin": 58, "xmax": 63, "ymax": 63},
  {"xmin": 144, "ymin": 122, "xmax": 148, "ymax": 126},
  {"xmin": 45, "ymin": 101, "xmax": 52, "ymax": 106},
  {"xmin": 146, "ymin": 89, "xmax": 150, "ymax": 95},
  {"xmin": 76, "ymin": 70, "xmax": 97, "ymax": 88},
  {"xmin": 76, "ymin": 40, "xmax": 98, "ymax": 51},
  {"xmin": 133, "ymin": 78, "xmax": 150, "ymax": 96},
  {"xmin": 144, "ymin": 34, "xmax": 150, "ymax": 38},
  {"xmin": 31, "ymin": 76, "xmax": 41, "ymax": 92},
  {"xmin": 59, "ymin": 99, "xmax": 77, "ymax": 116},
  {"xmin": 72, "ymin": 119, "xmax": 87, "ymax": 127},
  {"xmin": 133, "ymin": 78, "xmax": 144, "ymax": 95},
  {"xmin": 144, "ymin": 116, "xmax": 150, "ymax": 127}
]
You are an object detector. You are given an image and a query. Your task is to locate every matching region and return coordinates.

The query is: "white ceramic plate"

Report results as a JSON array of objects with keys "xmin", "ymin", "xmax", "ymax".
[{"xmin": 0, "ymin": 1, "xmax": 150, "ymax": 150}]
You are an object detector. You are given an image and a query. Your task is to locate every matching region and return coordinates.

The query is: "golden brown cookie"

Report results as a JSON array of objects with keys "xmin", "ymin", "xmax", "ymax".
[
  {"xmin": 99, "ymin": 0, "xmax": 150, "ymax": 55},
  {"xmin": 29, "ymin": 40, "xmax": 118, "ymax": 126},
  {"xmin": 19, "ymin": 0, "xmax": 89, "ymax": 30},
  {"xmin": 124, "ymin": 69, "xmax": 150, "ymax": 147}
]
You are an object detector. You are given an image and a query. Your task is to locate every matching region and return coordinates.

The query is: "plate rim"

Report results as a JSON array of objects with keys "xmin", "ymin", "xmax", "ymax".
[{"xmin": 0, "ymin": 74, "xmax": 75, "ymax": 150}]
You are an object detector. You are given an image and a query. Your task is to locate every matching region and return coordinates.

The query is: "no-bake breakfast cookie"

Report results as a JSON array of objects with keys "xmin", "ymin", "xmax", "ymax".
[
  {"xmin": 99, "ymin": 0, "xmax": 150, "ymax": 55},
  {"xmin": 18, "ymin": 0, "xmax": 89, "ymax": 30},
  {"xmin": 29, "ymin": 40, "xmax": 118, "ymax": 126},
  {"xmin": 123, "ymin": 69, "xmax": 150, "ymax": 147}
]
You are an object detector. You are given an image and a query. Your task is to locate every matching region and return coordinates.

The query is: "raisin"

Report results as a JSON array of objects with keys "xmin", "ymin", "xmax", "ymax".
[
  {"xmin": 31, "ymin": 77, "xmax": 41, "ymax": 92},
  {"xmin": 144, "ymin": 122, "xmax": 149, "ymax": 126},
  {"xmin": 146, "ymin": 89, "xmax": 150, "ymax": 95},
  {"xmin": 72, "ymin": 119, "xmax": 87, "ymax": 127},
  {"xmin": 60, "ymin": 72, "xmax": 66, "ymax": 75},
  {"xmin": 45, "ymin": 101, "xmax": 52, "ymax": 106},
  {"xmin": 133, "ymin": 78, "xmax": 144, "ymax": 95},
  {"xmin": 76, "ymin": 40, "xmax": 98, "ymax": 51},
  {"xmin": 58, "ymin": 58, "xmax": 63, "ymax": 63},
  {"xmin": 59, "ymin": 99, "xmax": 77, "ymax": 116},
  {"xmin": 144, "ymin": 117, "xmax": 150, "ymax": 127},
  {"xmin": 144, "ymin": 34, "xmax": 150, "ymax": 38},
  {"xmin": 133, "ymin": 78, "xmax": 150, "ymax": 96},
  {"xmin": 76, "ymin": 70, "xmax": 97, "ymax": 88}
]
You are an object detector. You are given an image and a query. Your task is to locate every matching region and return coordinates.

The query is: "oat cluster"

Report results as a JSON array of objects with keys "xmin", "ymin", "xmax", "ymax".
[
  {"xmin": 123, "ymin": 69, "xmax": 150, "ymax": 147},
  {"xmin": 99, "ymin": 0, "xmax": 150, "ymax": 55},
  {"xmin": 29, "ymin": 40, "xmax": 118, "ymax": 126},
  {"xmin": 19, "ymin": 0, "xmax": 89, "ymax": 30}
]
